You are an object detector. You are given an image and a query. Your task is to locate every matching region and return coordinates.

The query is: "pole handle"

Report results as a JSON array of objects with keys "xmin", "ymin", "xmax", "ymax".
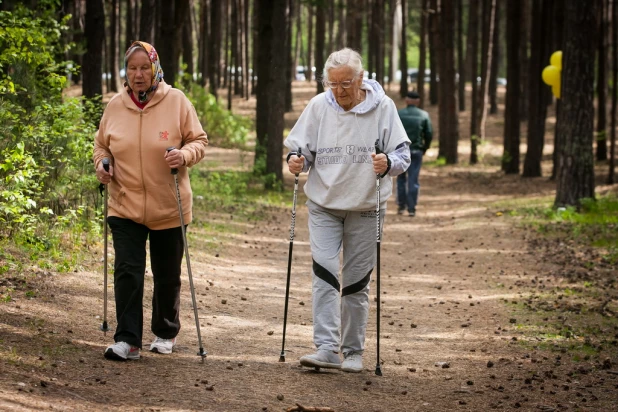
[
  {"xmin": 166, "ymin": 147, "xmax": 179, "ymax": 175},
  {"xmin": 102, "ymin": 158, "xmax": 110, "ymax": 173}
]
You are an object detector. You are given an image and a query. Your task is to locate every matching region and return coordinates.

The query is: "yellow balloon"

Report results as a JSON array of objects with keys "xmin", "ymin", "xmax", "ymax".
[
  {"xmin": 542, "ymin": 65, "xmax": 560, "ymax": 86},
  {"xmin": 550, "ymin": 51, "xmax": 563, "ymax": 69},
  {"xmin": 552, "ymin": 84, "xmax": 561, "ymax": 99}
]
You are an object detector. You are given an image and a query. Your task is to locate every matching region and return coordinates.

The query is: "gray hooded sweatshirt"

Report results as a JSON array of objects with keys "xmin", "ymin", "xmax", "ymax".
[{"xmin": 284, "ymin": 79, "xmax": 411, "ymax": 211}]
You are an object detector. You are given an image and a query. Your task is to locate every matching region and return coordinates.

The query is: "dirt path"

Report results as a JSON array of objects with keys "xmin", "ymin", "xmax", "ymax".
[{"xmin": 1, "ymin": 86, "xmax": 617, "ymax": 411}]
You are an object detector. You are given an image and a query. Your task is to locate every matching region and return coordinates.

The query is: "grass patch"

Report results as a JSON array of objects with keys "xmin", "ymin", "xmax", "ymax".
[
  {"xmin": 190, "ymin": 168, "xmax": 290, "ymax": 224},
  {"xmin": 496, "ymin": 194, "xmax": 618, "ymax": 263}
]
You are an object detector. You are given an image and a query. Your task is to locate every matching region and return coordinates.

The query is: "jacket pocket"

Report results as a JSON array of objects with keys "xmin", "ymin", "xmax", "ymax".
[
  {"xmin": 144, "ymin": 183, "xmax": 181, "ymax": 223},
  {"xmin": 109, "ymin": 184, "xmax": 144, "ymax": 222}
]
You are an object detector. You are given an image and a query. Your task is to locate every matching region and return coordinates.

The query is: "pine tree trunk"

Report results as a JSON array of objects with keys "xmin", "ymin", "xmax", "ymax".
[
  {"xmin": 125, "ymin": 0, "xmax": 134, "ymax": 49},
  {"xmin": 457, "ymin": 0, "xmax": 465, "ymax": 111},
  {"xmin": 336, "ymin": 0, "xmax": 345, "ymax": 49},
  {"xmin": 488, "ymin": 0, "xmax": 500, "ymax": 115},
  {"xmin": 306, "ymin": 4, "xmax": 314, "ymax": 82},
  {"xmin": 256, "ymin": 0, "xmax": 287, "ymax": 185},
  {"xmin": 596, "ymin": 0, "xmax": 608, "ymax": 161},
  {"xmin": 83, "ymin": 0, "xmax": 104, "ymax": 101},
  {"xmin": 183, "ymin": 7, "xmax": 194, "ymax": 85},
  {"xmin": 518, "ymin": 0, "xmax": 529, "ymax": 122},
  {"xmin": 523, "ymin": 0, "xmax": 552, "ymax": 177},
  {"xmin": 502, "ymin": 0, "xmax": 521, "ymax": 174},
  {"xmin": 139, "ymin": 0, "xmax": 155, "ymax": 42},
  {"xmin": 468, "ymin": 0, "xmax": 479, "ymax": 151},
  {"xmin": 417, "ymin": 0, "xmax": 427, "ymax": 106},
  {"xmin": 471, "ymin": 0, "xmax": 495, "ymax": 164},
  {"xmin": 209, "ymin": 0, "xmax": 222, "ymax": 97},
  {"xmin": 285, "ymin": 0, "xmax": 294, "ymax": 111},
  {"xmin": 608, "ymin": 0, "xmax": 617, "ymax": 184},
  {"xmin": 199, "ymin": 0, "xmax": 209, "ymax": 87},
  {"xmin": 399, "ymin": 0, "xmax": 408, "ymax": 97},
  {"xmin": 315, "ymin": 2, "xmax": 325, "ymax": 93},
  {"xmin": 555, "ymin": 0, "xmax": 598, "ymax": 208},
  {"xmin": 436, "ymin": 0, "xmax": 459, "ymax": 164},
  {"xmin": 428, "ymin": 0, "xmax": 438, "ymax": 105}
]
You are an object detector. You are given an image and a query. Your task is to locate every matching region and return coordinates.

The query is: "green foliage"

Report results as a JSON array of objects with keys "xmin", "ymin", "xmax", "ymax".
[
  {"xmin": 0, "ymin": 3, "xmax": 101, "ymax": 261},
  {"xmin": 0, "ymin": 2, "xmax": 71, "ymax": 101},
  {"xmin": 177, "ymin": 82, "xmax": 251, "ymax": 149}
]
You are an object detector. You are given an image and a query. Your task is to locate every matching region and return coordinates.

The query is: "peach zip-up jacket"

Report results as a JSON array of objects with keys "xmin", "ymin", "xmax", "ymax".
[{"xmin": 93, "ymin": 81, "xmax": 208, "ymax": 230}]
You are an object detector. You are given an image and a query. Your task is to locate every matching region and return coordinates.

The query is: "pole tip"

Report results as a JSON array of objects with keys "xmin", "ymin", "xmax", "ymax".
[
  {"xmin": 375, "ymin": 365, "xmax": 383, "ymax": 376},
  {"xmin": 197, "ymin": 348, "xmax": 207, "ymax": 359},
  {"xmin": 100, "ymin": 322, "xmax": 109, "ymax": 332},
  {"xmin": 279, "ymin": 355, "xmax": 286, "ymax": 362}
]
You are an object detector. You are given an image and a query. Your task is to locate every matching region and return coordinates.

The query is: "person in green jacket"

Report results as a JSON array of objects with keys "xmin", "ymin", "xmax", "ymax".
[{"xmin": 396, "ymin": 91, "xmax": 433, "ymax": 217}]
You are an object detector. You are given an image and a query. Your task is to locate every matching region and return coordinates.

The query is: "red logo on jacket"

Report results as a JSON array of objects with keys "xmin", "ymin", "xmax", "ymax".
[{"xmin": 159, "ymin": 131, "xmax": 169, "ymax": 141}]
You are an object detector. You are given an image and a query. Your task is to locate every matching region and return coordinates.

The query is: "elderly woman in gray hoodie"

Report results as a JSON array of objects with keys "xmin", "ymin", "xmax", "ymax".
[{"xmin": 284, "ymin": 48, "xmax": 411, "ymax": 373}]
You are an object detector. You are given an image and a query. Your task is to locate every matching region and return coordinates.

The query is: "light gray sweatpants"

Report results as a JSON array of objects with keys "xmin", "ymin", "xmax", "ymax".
[{"xmin": 307, "ymin": 199, "xmax": 385, "ymax": 356}]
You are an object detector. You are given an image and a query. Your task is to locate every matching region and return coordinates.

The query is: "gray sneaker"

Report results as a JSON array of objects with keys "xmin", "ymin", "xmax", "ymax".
[
  {"xmin": 299, "ymin": 349, "xmax": 341, "ymax": 369},
  {"xmin": 104, "ymin": 342, "xmax": 140, "ymax": 361},
  {"xmin": 150, "ymin": 337, "xmax": 177, "ymax": 354},
  {"xmin": 341, "ymin": 351, "xmax": 363, "ymax": 373}
]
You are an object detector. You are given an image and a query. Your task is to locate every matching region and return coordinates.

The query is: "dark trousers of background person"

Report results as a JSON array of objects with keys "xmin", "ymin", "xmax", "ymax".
[
  {"xmin": 396, "ymin": 150, "xmax": 424, "ymax": 213},
  {"xmin": 107, "ymin": 217, "xmax": 184, "ymax": 348}
]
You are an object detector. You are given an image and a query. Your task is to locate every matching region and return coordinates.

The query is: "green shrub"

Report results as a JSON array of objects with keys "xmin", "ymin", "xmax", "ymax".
[{"xmin": 177, "ymin": 82, "xmax": 251, "ymax": 149}]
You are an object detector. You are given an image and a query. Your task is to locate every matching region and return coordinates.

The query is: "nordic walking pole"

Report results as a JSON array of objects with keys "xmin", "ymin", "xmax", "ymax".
[
  {"xmin": 374, "ymin": 141, "xmax": 383, "ymax": 376},
  {"xmin": 166, "ymin": 147, "xmax": 207, "ymax": 360},
  {"xmin": 279, "ymin": 148, "xmax": 302, "ymax": 362},
  {"xmin": 100, "ymin": 158, "xmax": 110, "ymax": 334}
]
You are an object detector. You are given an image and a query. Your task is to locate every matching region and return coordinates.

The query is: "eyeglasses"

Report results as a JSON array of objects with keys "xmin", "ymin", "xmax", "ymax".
[{"xmin": 325, "ymin": 79, "xmax": 355, "ymax": 89}]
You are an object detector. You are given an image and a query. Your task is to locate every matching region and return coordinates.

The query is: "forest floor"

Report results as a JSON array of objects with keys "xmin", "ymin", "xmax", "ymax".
[{"xmin": 1, "ymin": 82, "xmax": 617, "ymax": 412}]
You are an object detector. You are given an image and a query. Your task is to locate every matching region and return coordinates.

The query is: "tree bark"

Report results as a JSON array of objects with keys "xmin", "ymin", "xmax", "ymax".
[
  {"xmin": 523, "ymin": 0, "xmax": 552, "ymax": 177},
  {"xmin": 306, "ymin": 3, "xmax": 314, "ymax": 82},
  {"xmin": 83, "ymin": 0, "xmax": 104, "ymax": 101},
  {"xmin": 125, "ymin": 0, "xmax": 134, "ymax": 49},
  {"xmin": 518, "ymin": 0, "xmax": 529, "ymax": 122},
  {"xmin": 595, "ymin": 0, "xmax": 608, "ymax": 161},
  {"xmin": 555, "ymin": 0, "xmax": 598, "ymax": 208},
  {"xmin": 468, "ymin": 0, "xmax": 479, "ymax": 154},
  {"xmin": 436, "ymin": 0, "xmax": 459, "ymax": 164},
  {"xmin": 139, "ymin": 0, "xmax": 155, "ymax": 42},
  {"xmin": 457, "ymin": 0, "xmax": 465, "ymax": 111},
  {"xmin": 417, "ymin": 0, "xmax": 427, "ymax": 106},
  {"xmin": 255, "ymin": 0, "xmax": 287, "ymax": 185},
  {"xmin": 608, "ymin": 0, "xmax": 617, "ymax": 184},
  {"xmin": 108, "ymin": 0, "xmax": 120, "ymax": 93},
  {"xmin": 315, "ymin": 0, "xmax": 325, "ymax": 93},
  {"xmin": 488, "ymin": 0, "xmax": 500, "ymax": 115},
  {"xmin": 209, "ymin": 0, "xmax": 222, "ymax": 97},
  {"xmin": 502, "ymin": 0, "xmax": 521, "ymax": 174},
  {"xmin": 471, "ymin": 0, "xmax": 495, "ymax": 164},
  {"xmin": 399, "ymin": 0, "xmax": 408, "ymax": 97},
  {"xmin": 199, "ymin": 0, "xmax": 209, "ymax": 87},
  {"xmin": 183, "ymin": 4, "xmax": 194, "ymax": 85},
  {"xmin": 428, "ymin": 0, "xmax": 438, "ymax": 105}
]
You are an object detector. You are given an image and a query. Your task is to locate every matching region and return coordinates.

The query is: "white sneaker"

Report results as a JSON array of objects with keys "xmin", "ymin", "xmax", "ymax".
[
  {"xmin": 104, "ymin": 342, "xmax": 140, "ymax": 361},
  {"xmin": 299, "ymin": 349, "xmax": 341, "ymax": 369},
  {"xmin": 341, "ymin": 352, "xmax": 363, "ymax": 373},
  {"xmin": 150, "ymin": 336, "xmax": 176, "ymax": 354}
]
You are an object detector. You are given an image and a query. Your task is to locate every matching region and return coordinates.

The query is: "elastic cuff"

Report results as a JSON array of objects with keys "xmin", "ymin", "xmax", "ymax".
[{"xmin": 379, "ymin": 155, "xmax": 391, "ymax": 178}]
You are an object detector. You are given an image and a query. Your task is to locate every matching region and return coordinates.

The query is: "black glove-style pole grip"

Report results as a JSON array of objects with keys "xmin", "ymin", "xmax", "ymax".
[
  {"xmin": 166, "ymin": 147, "xmax": 179, "ymax": 175},
  {"xmin": 102, "ymin": 158, "xmax": 110, "ymax": 172}
]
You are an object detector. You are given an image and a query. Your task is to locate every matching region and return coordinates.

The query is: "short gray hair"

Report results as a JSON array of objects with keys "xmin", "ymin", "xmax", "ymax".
[{"xmin": 322, "ymin": 48, "xmax": 364, "ymax": 84}]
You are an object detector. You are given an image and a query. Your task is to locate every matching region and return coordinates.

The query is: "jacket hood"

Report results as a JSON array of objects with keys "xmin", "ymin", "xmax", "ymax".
[
  {"xmin": 325, "ymin": 79, "xmax": 386, "ymax": 114},
  {"xmin": 120, "ymin": 80, "xmax": 172, "ymax": 111}
]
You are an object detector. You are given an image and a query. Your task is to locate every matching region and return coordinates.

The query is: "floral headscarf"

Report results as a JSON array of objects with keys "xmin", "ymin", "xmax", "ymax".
[{"xmin": 124, "ymin": 41, "xmax": 164, "ymax": 103}]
